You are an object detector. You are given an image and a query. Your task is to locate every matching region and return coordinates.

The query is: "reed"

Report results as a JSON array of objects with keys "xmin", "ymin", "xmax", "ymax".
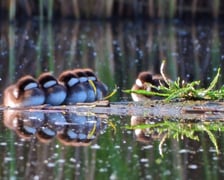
[
  {"xmin": 95, "ymin": 23, "xmax": 116, "ymax": 100},
  {"xmin": 8, "ymin": 24, "xmax": 15, "ymax": 81},
  {"xmin": 47, "ymin": 0, "xmax": 54, "ymax": 21},
  {"xmin": 3, "ymin": 0, "xmax": 224, "ymax": 20},
  {"xmin": 72, "ymin": 0, "xmax": 80, "ymax": 18},
  {"xmin": 36, "ymin": 22, "xmax": 43, "ymax": 76},
  {"xmin": 47, "ymin": 23, "xmax": 55, "ymax": 71},
  {"xmin": 166, "ymin": 25, "xmax": 177, "ymax": 79},
  {"xmin": 211, "ymin": 23, "xmax": 221, "ymax": 82},
  {"xmin": 105, "ymin": 0, "xmax": 113, "ymax": 18},
  {"xmin": 148, "ymin": 0, "xmax": 154, "ymax": 18},
  {"xmin": 39, "ymin": 0, "xmax": 44, "ymax": 21},
  {"xmin": 191, "ymin": 25, "xmax": 200, "ymax": 81},
  {"xmin": 212, "ymin": 0, "xmax": 220, "ymax": 19},
  {"xmin": 9, "ymin": 0, "xmax": 16, "ymax": 21},
  {"xmin": 169, "ymin": 0, "xmax": 176, "ymax": 19}
]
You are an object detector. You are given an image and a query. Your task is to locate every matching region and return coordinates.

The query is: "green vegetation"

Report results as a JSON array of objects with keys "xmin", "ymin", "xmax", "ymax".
[
  {"xmin": 124, "ymin": 61, "xmax": 224, "ymax": 101},
  {"xmin": 126, "ymin": 119, "xmax": 221, "ymax": 155}
]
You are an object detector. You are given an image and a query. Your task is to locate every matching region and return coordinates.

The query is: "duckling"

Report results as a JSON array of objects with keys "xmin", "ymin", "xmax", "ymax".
[
  {"xmin": 38, "ymin": 72, "xmax": 67, "ymax": 105},
  {"xmin": 73, "ymin": 69, "xmax": 96, "ymax": 102},
  {"xmin": 82, "ymin": 68, "xmax": 108, "ymax": 100},
  {"xmin": 58, "ymin": 70, "xmax": 87, "ymax": 104},
  {"xmin": 3, "ymin": 75, "xmax": 45, "ymax": 107},
  {"xmin": 131, "ymin": 71, "xmax": 167, "ymax": 101}
]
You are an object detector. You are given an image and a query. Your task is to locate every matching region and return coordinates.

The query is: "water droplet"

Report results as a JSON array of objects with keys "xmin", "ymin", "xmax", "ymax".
[
  {"xmin": 140, "ymin": 158, "xmax": 148, "ymax": 163},
  {"xmin": 91, "ymin": 144, "xmax": 101, "ymax": 149},
  {"xmin": 47, "ymin": 162, "xmax": 55, "ymax": 167},
  {"xmin": 188, "ymin": 164, "xmax": 198, "ymax": 169}
]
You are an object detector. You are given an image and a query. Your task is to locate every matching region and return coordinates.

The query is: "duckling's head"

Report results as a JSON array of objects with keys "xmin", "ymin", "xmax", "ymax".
[
  {"xmin": 58, "ymin": 70, "xmax": 79, "ymax": 87},
  {"xmin": 73, "ymin": 69, "xmax": 88, "ymax": 83},
  {"xmin": 14, "ymin": 75, "xmax": 39, "ymax": 99},
  {"xmin": 82, "ymin": 68, "xmax": 97, "ymax": 81},
  {"xmin": 136, "ymin": 71, "xmax": 153, "ymax": 88},
  {"xmin": 38, "ymin": 72, "xmax": 57, "ymax": 89}
]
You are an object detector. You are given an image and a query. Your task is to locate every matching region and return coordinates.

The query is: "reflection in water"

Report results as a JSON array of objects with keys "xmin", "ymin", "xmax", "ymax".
[
  {"xmin": 1, "ymin": 111, "xmax": 224, "ymax": 179},
  {"xmin": 130, "ymin": 115, "xmax": 223, "ymax": 155},
  {"xmin": 4, "ymin": 110, "xmax": 44, "ymax": 140},
  {"xmin": 3, "ymin": 109, "xmax": 108, "ymax": 146},
  {"xmin": 131, "ymin": 116, "xmax": 166, "ymax": 144}
]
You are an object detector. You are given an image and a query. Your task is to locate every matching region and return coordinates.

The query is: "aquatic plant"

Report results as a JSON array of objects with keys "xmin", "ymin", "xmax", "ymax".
[
  {"xmin": 124, "ymin": 61, "xmax": 224, "ymax": 101},
  {"xmin": 126, "ymin": 119, "xmax": 221, "ymax": 155}
]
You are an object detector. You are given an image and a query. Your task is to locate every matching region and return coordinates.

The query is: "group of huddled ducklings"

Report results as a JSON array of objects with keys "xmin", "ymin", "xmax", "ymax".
[
  {"xmin": 3, "ymin": 68, "xmax": 108, "ymax": 107},
  {"xmin": 3, "ymin": 68, "xmax": 168, "ymax": 107}
]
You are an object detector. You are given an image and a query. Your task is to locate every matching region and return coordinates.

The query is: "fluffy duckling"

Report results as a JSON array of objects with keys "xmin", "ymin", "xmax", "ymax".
[
  {"xmin": 131, "ymin": 71, "xmax": 167, "ymax": 101},
  {"xmin": 38, "ymin": 72, "xmax": 67, "ymax": 105},
  {"xmin": 73, "ymin": 69, "xmax": 96, "ymax": 102},
  {"xmin": 3, "ymin": 75, "xmax": 45, "ymax": 107},
  {"xmin": 82, "ymin": 68, "xmax": 108, "ymax": 100},
  {"xmin": 58, "ymin": 70, "xmax": 87, "ymax": 104}
]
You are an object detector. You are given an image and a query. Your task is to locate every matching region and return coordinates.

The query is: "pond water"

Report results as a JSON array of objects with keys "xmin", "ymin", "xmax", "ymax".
[{"xmin": 1, "ymin": 20, "xmax": 224, "ymax": 179}]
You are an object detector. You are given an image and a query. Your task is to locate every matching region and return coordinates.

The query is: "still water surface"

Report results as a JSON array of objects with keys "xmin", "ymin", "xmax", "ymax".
[{"xmin": 0, "ymin": 20, "xmax": 224, "ymax": 179}]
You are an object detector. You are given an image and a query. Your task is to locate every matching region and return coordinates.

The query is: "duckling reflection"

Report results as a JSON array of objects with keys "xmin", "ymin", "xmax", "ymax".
[
  {"xmin": 36, "ymin": 112, "xmax": 66, "ymax": 143},
  {"xmin": 57, "ymin": 113, "xmax": 108, "ymax": 146},
  {"xmin": 131, "ymin": 116, "xmax": 166, "ymax": 143},
  {"xmin": 3, "ymin": 110, "xmax": 44, "ymax": 140},
  {"xmin": 3, "ymin": 109, "xmax": 108, "ymax": 145}
]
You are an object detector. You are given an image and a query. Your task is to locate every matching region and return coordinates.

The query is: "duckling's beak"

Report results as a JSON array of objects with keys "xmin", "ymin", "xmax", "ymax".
[{"xmin": 88, "ymin": 80, "xmax": 97, "ymax": 94}]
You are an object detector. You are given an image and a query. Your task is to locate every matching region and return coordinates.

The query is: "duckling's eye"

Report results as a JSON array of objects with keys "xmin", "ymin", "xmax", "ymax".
[
  {"xmin": 43, "ymin": 80, "xmax": 57, "ymax": 88},
  {"xmin": 68, "ymin": 78, "xmax": 79, "ymax": 87},
  {"xmin": 24, "ymin": 82, "xmax": 38, "ymax": 90}
]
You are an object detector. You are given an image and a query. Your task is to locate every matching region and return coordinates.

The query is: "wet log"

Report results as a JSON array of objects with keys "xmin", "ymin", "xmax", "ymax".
[{"xmin": 2, "ymin": 100, "xmax": 224, "ymax": 121}]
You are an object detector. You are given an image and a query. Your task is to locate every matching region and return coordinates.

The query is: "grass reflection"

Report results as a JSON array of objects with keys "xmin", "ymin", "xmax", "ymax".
[
  {"xmin": 128, "ymin": 116, "xmax": 221, "ymax": 155},
  {"xmin": 47, "ymin": 23, "xmax": 54, "ymax": 71},
  {"xmin": 8, "ymin": 23, "xmax": 15, "ymax": 82}
]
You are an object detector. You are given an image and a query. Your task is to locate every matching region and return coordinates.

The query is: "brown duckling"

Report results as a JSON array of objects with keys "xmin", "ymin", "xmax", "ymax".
[
  {"xmin": 3, "ymin": 75, "xmax": 45, "ymax": 107},
  {"xmin": 38, "ymin": 72, "xmax": 67, "ymax": 105},
  {"xmin": 131, "ymin": 71, "xmax": 167, "ymax": 101},
  {"xmin": 82, "ymin": 68, "xmax": 108, "ymax": 100},
  {"xmin": 58, "ymin": 70, "xmax": 87, "ymax": 104}
]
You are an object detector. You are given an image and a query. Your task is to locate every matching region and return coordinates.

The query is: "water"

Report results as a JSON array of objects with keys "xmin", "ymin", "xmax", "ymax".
[{"xmin": 1, "ymin": 20, "xmax": 224, "ymax": 179}]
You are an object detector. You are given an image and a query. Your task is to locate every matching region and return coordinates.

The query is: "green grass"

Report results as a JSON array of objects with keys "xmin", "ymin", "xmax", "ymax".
[{"xmin": 124, "ymin": 61, "xmax": 224, "ymax": 101}]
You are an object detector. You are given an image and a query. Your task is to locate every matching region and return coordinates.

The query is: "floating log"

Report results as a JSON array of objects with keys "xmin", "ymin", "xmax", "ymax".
[{"xmin": 2, "ymin": 100, "xmax": 224, "ymax": 121}]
